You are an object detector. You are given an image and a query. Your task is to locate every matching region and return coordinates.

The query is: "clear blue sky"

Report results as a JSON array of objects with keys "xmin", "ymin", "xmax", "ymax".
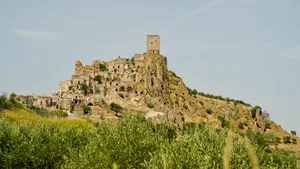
[{"xmin": 0, "ymin": 0, "xmax": 299, "ymax": 134}]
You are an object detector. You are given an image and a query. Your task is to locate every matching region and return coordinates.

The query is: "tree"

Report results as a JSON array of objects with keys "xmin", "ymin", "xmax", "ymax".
[
  {"xmin": 251, "ymin": 106, "xmax": 261, "ymax": 119},
  {"xmin": 81, "ymin": 83, "xmax": 88, "ymax": 95},
  {"xmin": 265, "ymin": 122, "xmax": 271, "ymax": 129},
  {"xmin": 283, "ymin": 136, "xmax": 291, "ymax": 144},
  {"xmin": 110, "ymin": 103, "xmax": 122, "ymax": 113},
  {"xmin": 81, "ymin": 104, "xmax": 91, "ymax": 114},
  {"xmin": 94, "ymin": 75, "xmax": 102, "ymax": 84},
  {"xmin": 291, "ymin": 130, "xmax": 297, "ymax": 136},
  {"xmin": 0, "ymin": 94, "xmax": 12, "ymax": 111},
  {"xmin": 100, "ymin": 64, "xmax": 106, "ymax": 72},
  {"xmin": 205, "ymin": 108, "xmax": 213, "ymax": 114},
  {"xmin": 9, "ymin": 92, "xmax": 17, "ymax": 102},
  {"xmin": 292, "ymin": 138, "xmax": 297, "ymax": 144}
]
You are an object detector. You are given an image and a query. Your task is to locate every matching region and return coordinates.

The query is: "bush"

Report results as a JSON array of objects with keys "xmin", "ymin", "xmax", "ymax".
[
  {"xmin": 94, "ymin": 75, "xmax": 102, "ymax": 84},
  {"xmin": 54, "ymin": 110, "xmax": 68, "ymax": 117},
  {"xmin": 291, "ymin": 130, "xmax": 296, "ymax": 136},
  {"xmin": 81, "ymin": 83, "xmax": 88, "ymax": 95},
  {"xmin": 0, "ymin": 94, "xmax": 13, "ymax": 111},
  {"xmin": 238, "ymin": 122, "xmax": 244, "ymax": 130},
  {"xmin": 81, "ymin": 104, "xmax": 91, "ymax": 114},
  {"xmin": 205, "ymin": 108, "xmax": 213, "ymax": 114},
  {"xmin": 0, "ymin": 111, "xmax": 299, "ymax": 169},
  {"xmin": 292, "ymin": 138, "xmax": 297, "ymax": 144},
  {"xmin": 131, "ymin": 57, "xmax": 135, "ymax": 65},
  {"xmin": 99, "ymin": 63, "xmax": 106, "ymax": 71},
  {"xmin": 265, "ymin": 122, "xmax": 271, "ymax": 129},
  {"xmin": 276, "ymin": 136, "xmax": 281, "ymax": 143},
  {"xmin": 251, "ymin": 106, "xmax": 261, "ymax": 119},
  {"xmin": 110, "ymin": 103, "xmax": 122, "ymax": 113},
  {"xmin": 217, "ymin": 116, "xmax": 229, "ymax": 128},
  {"xmin": 283, "ymin": 136, "xmax": 291, "ymax": 144},
  {"xmin": 168, "ymin": 70, "xmax": 177, "ymax": 77}
]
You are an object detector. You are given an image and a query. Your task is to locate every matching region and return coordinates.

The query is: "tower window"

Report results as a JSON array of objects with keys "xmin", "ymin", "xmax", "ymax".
[{"xmin": 151, "ymin": 42, "xmax": 153, "ymax": 44}]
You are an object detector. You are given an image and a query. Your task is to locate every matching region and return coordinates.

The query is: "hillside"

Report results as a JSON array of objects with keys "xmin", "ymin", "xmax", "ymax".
[
  {"xmin": 8, "ymin": 35, "xmax": 299, "ymax": 162},
  {"xmin": 0, "ymin": 107, "xmax": 299, "ymax": 168}
]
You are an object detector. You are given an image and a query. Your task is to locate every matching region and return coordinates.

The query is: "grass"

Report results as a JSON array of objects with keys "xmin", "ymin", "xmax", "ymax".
[{"xmin": 0, "ymin": 108, "xmax": 299, "ymax": 169}]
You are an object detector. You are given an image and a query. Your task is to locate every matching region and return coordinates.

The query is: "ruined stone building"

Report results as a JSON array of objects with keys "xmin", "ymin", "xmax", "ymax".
[{"xmin": 16, "ymin": 35, "xmax": 184, "ymax": 128}]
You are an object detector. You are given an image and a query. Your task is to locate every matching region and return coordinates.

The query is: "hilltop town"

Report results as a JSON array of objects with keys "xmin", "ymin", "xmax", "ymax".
[
  {"xmin": 16, "ymin": 35, "xmax": 183, "ymax": 128},
  {"xmin": 9, "ymin": 34, "xmax": 300, "ymax": 158}
]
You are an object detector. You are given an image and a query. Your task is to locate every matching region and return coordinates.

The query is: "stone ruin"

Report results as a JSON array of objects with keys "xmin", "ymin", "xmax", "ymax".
[{"xmin": 17, "ymin": 35, "xmax": 184, "ymax": 129}]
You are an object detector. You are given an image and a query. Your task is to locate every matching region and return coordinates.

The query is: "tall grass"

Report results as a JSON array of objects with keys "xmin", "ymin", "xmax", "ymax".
[{"xmin": 0, "ymin": 109, "xmax": 299, "ymax": 169}]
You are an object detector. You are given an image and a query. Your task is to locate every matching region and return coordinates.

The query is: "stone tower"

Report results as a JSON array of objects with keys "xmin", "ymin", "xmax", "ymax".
[
  {"xmin": 147, "ymin": 35, "xmax": 160, "ymax": 54},
  {"xmin": 75, "ymin": 60, "xmax": 82, "ymax": 74}
]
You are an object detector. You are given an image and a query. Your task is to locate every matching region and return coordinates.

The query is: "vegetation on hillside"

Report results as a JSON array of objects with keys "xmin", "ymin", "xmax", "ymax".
[
  {"xmin": 0, "ymin": 107, "xmax": 299, "ymax": 169},
  {"xmin": 93, "ymin": 75, "xmax": 102, "ymax": 84}
]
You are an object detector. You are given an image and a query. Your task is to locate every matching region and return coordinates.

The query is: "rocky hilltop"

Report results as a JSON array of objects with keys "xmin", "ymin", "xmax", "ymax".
[{"xmin": 16, "ymin": 35, "xmax": 299, "ymax": 156}]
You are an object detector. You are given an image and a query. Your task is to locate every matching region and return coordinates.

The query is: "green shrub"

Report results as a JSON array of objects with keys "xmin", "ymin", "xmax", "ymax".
[
  {"xmin": 54, "ymin": 110, "xmax": 68, "ymax": 117},
  {"xmin": 81, "ymin": 104, "xmax": 91, "ymax": 114},
  {"xmin": 0, "ymin": 111, "xmax": 299, "ymax": 169},
  {"xmin": 110, "ymin": 103, "xmax": 122, "ymax": 113},
  {"xmin": 94, "ymin": 75, "xmax": 102, "ymax": 84},
  {"xmin": 168, "ymin": 70, "xmax": 177, "ymax": 77},
  {"xmin": 81, "ymin": 83, "xmax": 88, "ymax": 95},
  {"xmin": 205, "ymin": 108, "xmax": 213, "ymax": 114},
  {"xmin": 251, "ymin": 106, "xmax": 261, "ymax": 119},
  {"xmin": 291, "ymin": 130, "xmax": 296, "ymax": 136},
  {"xmin": 0, "ymin": 94, "xmax": 13, "ymax": 111},
  {"xmin": 283, "ymin": 136, "xmax": 291, "ymax": 144},
  {"xmin": 131, "ymin": 57, "xmax": 135, "ymax": 65},
  {"xmin": 292, "ymin": 138, "xmax": 297, "ymax": 144},
  {"xmin": 217, "ymin": 116, "xmax": 229, "ymax": 128},
  {"xmin": 275, "ymin": 136, "xmax": 281, "ymax": 143},
  {"xmin": 100, "ymin": 63, "xmax": 106, "ymax": 71},
  {"xmin": 238, "ymin": 122, "xmax": 244, "ymax": 130},
  {"xmin": 265, "ymin": 122, "xmax": 271, "ymax": 129}
]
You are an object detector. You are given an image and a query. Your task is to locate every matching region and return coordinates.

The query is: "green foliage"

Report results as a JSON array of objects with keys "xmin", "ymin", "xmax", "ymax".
[
  {"xmin": 81, "ymin": 83, "xmax": 88, "ymax": 95},
  {"xmin": 206, "ymin": 108, "xmax": 213, "ymax": 114},
  {"xmin": 110, "ymin": 103, "xmax": 122, "ymax": 113},
  {"xmin": 251, "ymin": 106, "xmax": 261, "ymax": 119},
  {"xmin": 217, "ymin": 116, "xmax": 229, "ymax": 128},
  {"xmin": 292, "ymin": 138, "xmax": 297, "ymax": 144},
  {"xmin": 238, "ymin": 122, "xmax": 245, "ymax": 130},
  {"xmin": 283, "ymin": 136, "xmax": 292, "ymax": 144},
  {"xmin": 187, "ymin": 87, "xmax": 198, "ymax": 95},
  {"xmin": 99, "ymin": 63, "xmax": 106, "ymax": 72},
  {"xmin": 0, "ymin": 111, "xmax": 299, "ymax": 169},
  {"xmin": 54, "ymin": 110, "xmax": 68, "ymax": 117},
  {"xmin": 94, "ymin": 75, "xmax": 102, "ymax": 84},
  {"xmin": 265, "ymin": 122, "xmax": 271, "ymax": 129},
  {"xmin": 275, "ymin": 136, "xmax": 281, "ymax": 143},
  {"xmin": 81, "ymin": 104, "xmax": 91, "ymax": 114},
  {"xmin": 291, "ymin": 130, "xmax": 297, "ymax": 136},
  {"xmin": 26, "ymin": 105, "xmax": 68, "ymax": 118},
  {"xmin": 168, "ymin": 70, "xmax": 177, "ymax": 77},
  {"xmin": 0, "ymin": 93, "xmax": 23, "ymax": 111},
  {"xmin": 197, "ymin": 92, "xmax": 252, "ymax": 106},
  {"xmin": 131, "ymin": 57, "xmax": 135, "ymax": 65},
  {"xmin": 0, "ymin": 94, "xmax": 13, "ymax": 111}
]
